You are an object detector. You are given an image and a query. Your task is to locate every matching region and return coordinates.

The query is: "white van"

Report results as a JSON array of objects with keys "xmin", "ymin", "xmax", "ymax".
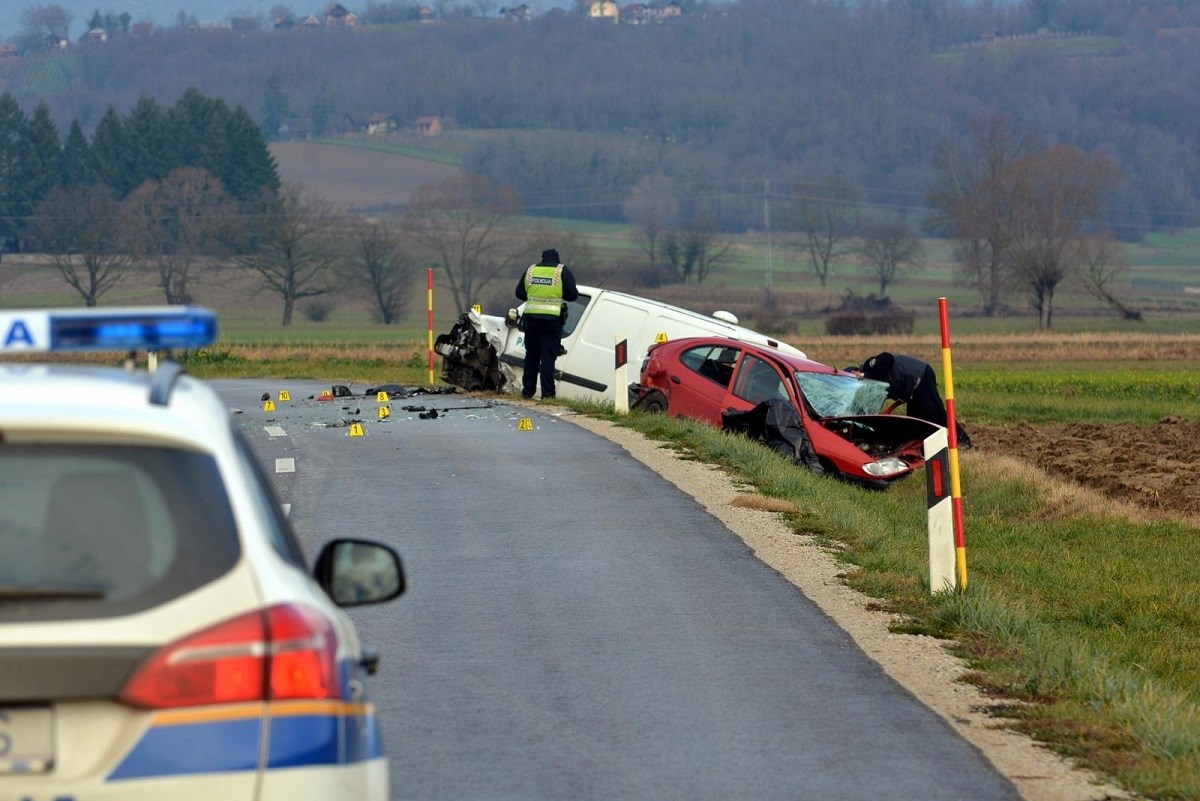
[{"xmin": 435, "ymin": 285, "xmax": 807, "ymax": 404}]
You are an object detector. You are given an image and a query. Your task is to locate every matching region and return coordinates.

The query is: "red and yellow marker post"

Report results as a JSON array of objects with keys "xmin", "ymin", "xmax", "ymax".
[
  {"xmin": 427, "ymin": 267, "xmax": 435, "ymax": 386},
  {"xmin": 939, "ymin": 297, "xmax": 968, "ymax": 591}
]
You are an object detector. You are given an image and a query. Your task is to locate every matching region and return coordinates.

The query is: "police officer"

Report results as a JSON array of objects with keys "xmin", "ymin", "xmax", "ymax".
[
  {"xmin": 859, "ymin": 352, "xmax": 973, "ymax": 448},
  {"xmin": 515, "ymin": 248, "xmax": 579, "ymax": 399}
]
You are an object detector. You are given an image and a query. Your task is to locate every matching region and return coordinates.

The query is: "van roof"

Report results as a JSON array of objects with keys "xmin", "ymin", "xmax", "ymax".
[{"xmin": 577, "ymin": 286, "xmax": 806, "ymax": 359}]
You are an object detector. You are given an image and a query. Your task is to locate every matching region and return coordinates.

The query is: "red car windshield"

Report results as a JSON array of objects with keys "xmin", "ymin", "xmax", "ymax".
[{"xmin": 795, "ymin": 372, "xmax": 889, "ymax": 417}]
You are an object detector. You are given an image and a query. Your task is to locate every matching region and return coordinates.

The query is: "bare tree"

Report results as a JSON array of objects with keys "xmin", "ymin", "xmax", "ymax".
[
  {"xmin": 31, "ymin": 186, "xmax": 130, "ymax": 307},
  {"xmin": 237, "ymin": 185, "xmax": 340, "ymax": 325},
  {"xmin": 404, "ymin": 175, "xmax": 524, "ymax": 314},
  {"xmin": 19, "ymin": 4, "xmax": 72, "ymax": 49},
  {"xmin": 623, "ymin": 174, "xmax": 678, "ymax": 274},
  {"xmin": 861, "ymin": 221, "xmax": 924, "ymax": 297},
  {"xmin": 124, "ymin": 167, "xmax": 238, "ymax": 305},
  {"xmin": 471, "ymin": 0, "xmax": 498, "ymax": 16},
  {"xmin": 779, "ymin": 181, "xmax": 860, "ymax": 288},
  {"xmin": 1079, "ymin": 231, "xmax": 1141, "ymax": 321},
  {"xmin": 663, "ymin": 214, "xmax": 732, "ymax": 285},
  {"xmin": 928, "ymin": 116, "xmax": 1036, "ymax": 315},
  {"xmin": 348, "ymin": 221, "xmax": 417, "ymax": 324},
  {"xmin": 1003, "ymin": 146, "xmax": 1121, "ymax": 329}
]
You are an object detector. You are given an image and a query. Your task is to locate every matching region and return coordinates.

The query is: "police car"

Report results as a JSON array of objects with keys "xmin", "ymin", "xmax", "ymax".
[{"xmin": 0, "ymin": 307, "xmax": 404, "ymax": 799}]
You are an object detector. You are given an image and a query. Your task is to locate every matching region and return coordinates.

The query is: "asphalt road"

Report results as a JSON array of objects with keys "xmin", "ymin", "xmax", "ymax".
[{"xmin": 215, "ymin": 379, "xmax": 1020, "ymax": 801}]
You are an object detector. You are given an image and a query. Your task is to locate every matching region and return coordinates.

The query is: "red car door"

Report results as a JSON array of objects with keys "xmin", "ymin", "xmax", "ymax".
[
  {"xmin": 723, "ymin": 353, "xmax": 792, "ymax": 416},
  {"xmin": 668, "ymin": 343, "xmax": 742, "ymax": 424}
]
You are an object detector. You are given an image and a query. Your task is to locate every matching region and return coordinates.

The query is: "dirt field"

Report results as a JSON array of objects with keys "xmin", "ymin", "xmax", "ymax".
[
  {"xmin": 269, "ymin": 141, "xmax": 462, "ymax": 213},
  {"xmin": 970, "ymin": 418, "xmax": 1200, "ymax": 524}
]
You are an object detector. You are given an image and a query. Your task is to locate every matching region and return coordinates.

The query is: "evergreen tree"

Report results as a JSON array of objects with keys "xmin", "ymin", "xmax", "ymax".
[
  {"xmin": 90, "ymin": 106, "xmax": 136, "ymax": 197},
  {"xmin": 221, "ymin": 105, "xmax": 281, "ymax": 202},
  {"xmin": 311, "ymin": 82, "xmax": 335, "ymax": 138},
  {"xmin": 260, "ymin": 75, "xmax": 288, "ymax": 140},
  {"xmin": 0, "ymin": 93, "xmax": 30, "ymax": 250},
  {"xmin": 61, "ymin": 120, "xmax": 96, "ymax": 188},
  {"xmin": 22, "ymin": 102, "xmax": 64, "ymax": 211},
  {"xmin": 200, "ymin": 99, "xmax": 233, "ymax": 184},
  {"xmin": 169, "ymin": 88, "xmax": 227, "ymax": 176},
  {"xmin": 126, "ymin": 96, "xmax": 172, "ymax": 188}
]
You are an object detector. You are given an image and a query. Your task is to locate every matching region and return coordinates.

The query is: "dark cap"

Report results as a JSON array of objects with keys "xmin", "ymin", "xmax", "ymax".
[
  {"xmin": 541, "ymin": 248, "xmax": 560, "ymax": 264},
  {"xmin": 860, "ymin": 352, "xmax": 894, "ymax": 380}
]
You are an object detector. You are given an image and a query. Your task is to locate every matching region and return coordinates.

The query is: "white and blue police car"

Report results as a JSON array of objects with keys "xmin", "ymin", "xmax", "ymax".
[{"xmin": 0, "ymin": 307, "xmax": 404, "ymax": 800}]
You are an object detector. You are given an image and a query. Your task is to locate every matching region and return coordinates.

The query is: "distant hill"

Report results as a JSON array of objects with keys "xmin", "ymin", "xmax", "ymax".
[
  {"xmin": 4, "ymin": 0, "xmax": 575, "ymax": 40},
  {"xmin": 270, "ymin": 141, "xmax": 461, "ymax": 212}
]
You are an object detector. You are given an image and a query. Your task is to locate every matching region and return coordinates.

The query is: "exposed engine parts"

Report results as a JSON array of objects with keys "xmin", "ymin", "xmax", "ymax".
[{"xmin": 434, "ymin": 314, "xmax": 508, "ymax": 392}]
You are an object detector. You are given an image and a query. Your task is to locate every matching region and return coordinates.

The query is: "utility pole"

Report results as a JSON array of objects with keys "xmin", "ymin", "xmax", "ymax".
[{"xmin": 763, "ymin": 179, "xmax": 773, "ymax": 293}]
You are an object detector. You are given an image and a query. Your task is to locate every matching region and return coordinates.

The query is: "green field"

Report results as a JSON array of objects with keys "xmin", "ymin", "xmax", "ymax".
[{"xmin": 310, "ymin": 137, "xmax": 464, "ymax": 166}]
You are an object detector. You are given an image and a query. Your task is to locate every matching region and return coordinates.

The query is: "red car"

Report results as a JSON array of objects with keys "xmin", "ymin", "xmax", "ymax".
[{"xmin": 631, "ymin": 336, "xmax": 943, "ymax": 488}]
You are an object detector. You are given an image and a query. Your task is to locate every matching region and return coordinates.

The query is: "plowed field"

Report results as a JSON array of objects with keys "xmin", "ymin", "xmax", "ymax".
[{"xmin": 970, "ymin": 418, "xmax": 1200, "ymax": 522}]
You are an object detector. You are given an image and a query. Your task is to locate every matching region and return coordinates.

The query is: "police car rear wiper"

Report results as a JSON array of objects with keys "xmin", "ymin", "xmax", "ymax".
[{"xmin": 0, "ymin": 584, "xmax": 105, "ymax": 600}]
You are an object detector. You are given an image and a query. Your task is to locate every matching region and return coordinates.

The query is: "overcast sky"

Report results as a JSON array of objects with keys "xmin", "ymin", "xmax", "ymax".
[{"xmin": 6, "ymin": 1, "xmax": 576, "ymax": 39}]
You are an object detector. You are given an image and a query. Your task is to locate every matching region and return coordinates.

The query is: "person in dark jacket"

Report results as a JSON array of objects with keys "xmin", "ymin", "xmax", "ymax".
[
  {"xmin": 515, "ymin": 248, "xmax": 579, "ymax": 399},
  {"xmin": 858, "ymin": 352, "xmax": 973, "ymax": 448}
]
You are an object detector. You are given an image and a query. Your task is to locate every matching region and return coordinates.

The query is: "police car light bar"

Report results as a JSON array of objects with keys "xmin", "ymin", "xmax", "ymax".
[{"xmin": 0, "ymin": 307, "xmax": 218, "ymax": 353}]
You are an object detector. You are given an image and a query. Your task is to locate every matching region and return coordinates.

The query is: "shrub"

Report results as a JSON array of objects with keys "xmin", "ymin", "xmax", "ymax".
[
  {"xmin": 302, "ymin": 299, "xmax": 335, "ymax": 322},
  {"xmin": 824, "ymin": 309, "xmax": 915, "ymax": 335}
]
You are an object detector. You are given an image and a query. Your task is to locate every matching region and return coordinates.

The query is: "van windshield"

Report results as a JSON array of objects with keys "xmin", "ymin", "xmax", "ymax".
[{"xmin": 562, "ymin": 294, "xmax": 591, "ymax": 337}]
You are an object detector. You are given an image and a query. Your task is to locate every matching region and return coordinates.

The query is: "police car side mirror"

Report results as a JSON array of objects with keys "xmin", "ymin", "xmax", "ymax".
[{"xmin": 314, "ymin": 538, "xmax": 406, "ymax": 607}]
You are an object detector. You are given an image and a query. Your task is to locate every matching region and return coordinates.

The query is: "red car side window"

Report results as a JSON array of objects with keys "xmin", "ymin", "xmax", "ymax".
[
  {"xmin": 734, "ymin": 356, "xmax": 787, "ymax": 405},
  {"xmin": 680, "ymin": 345, "xmax": 739, "ymax": 388}
]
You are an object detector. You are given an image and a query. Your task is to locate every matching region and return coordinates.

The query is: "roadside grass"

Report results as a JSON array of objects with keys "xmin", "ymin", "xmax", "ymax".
[
  {"xmin": 177, "ymin": 343, "xmax": 432, "ymax": 384},
  {"xmin": 586, "ymin": 406, "xmax": 1200, "ymax": 800}
]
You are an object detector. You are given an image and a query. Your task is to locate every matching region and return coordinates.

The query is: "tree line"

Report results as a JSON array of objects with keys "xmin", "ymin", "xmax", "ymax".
[
  {"xmin": 0, "ymin": 83, "xmax": 1128, "ymax": 329},
  {"xmin": 10, "ymin": 0, "xmax": 1200, "ymax": 242},
  {"xmin": 0, "ymin": 88, "xmax": 278, "ymax": 251},
  {"xmin": 0, "ymin": 87, "xmax": 563, "ymax": 323}
]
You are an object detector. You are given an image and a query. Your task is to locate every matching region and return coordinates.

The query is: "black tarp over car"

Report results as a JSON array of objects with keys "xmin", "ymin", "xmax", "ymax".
[{"xmin": 722, "ymin": 399, "xmax": 826, "ymax": 476}]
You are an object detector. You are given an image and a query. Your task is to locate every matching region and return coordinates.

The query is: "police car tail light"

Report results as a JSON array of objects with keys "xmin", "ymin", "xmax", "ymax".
[
  {"xmin": 265, "ymin": 603, "xmax": 337, "ymax": 701},
  {"xmin": 119, "ymin": 604, "xmax": 337, "ymax": 709}
]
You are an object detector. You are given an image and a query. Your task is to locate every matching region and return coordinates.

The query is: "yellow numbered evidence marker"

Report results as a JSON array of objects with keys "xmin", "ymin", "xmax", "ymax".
[
  {"xmin": 348, "ymin": 422, "xmax": 365, "ymax": 437},
  {"xmin": 377, "ymin": 391, "xmax": 389, "ymax": 402},
  {"xmin": 518, "ymin": 417, "xmax": 534, "ymax": 431},
  {"xmin": 263, "ymin": 400, "xmax": 276, "ymax": 412},
  {"xmin": 278, "ymin": 390, "xmax": 291, "ymax": 402},
  {"xmin": 378, "ymin": 406, "xmax": 391, "ymax": 420},
  {"xmin": 655, "ymin": 332, "xmax": 668, "ymax": 344}
]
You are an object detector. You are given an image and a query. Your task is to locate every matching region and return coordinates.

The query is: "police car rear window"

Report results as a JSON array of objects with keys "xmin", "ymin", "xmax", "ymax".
[{"xmin": 0, "ymin": 444, "xmax": 240, "ymax": 622}]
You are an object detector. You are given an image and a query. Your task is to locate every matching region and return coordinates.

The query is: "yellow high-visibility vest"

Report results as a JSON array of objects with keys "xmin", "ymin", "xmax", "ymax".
[{"xmin": 523, "ymin": 264, "xmax": 564, "ymax": 317}]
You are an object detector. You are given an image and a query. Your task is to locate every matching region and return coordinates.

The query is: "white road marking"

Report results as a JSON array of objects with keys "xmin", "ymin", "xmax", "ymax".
[
  {"xmin": 282, "ymin": 503, "xmax": 291, "ymax": 516},
  {"xmin": 265, "ymin": 426, "xmax": 287, "ymax": 437},
  {"xmin": 275, "ymin": 458, "xmax": 295, "ymax": 473}
]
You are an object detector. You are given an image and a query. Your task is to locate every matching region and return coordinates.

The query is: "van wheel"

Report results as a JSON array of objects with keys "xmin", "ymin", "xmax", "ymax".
[{"xmin": 635, "ymin": 390, "xmax": 668, "ymax": 414}]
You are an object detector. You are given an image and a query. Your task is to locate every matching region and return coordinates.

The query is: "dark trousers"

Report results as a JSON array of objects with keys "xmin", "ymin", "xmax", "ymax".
[
  {"xmin": 522, "ymin": 315, "xmax": 563, "ymax": 398},
  {"xmin": 907, "ymin": 366, "xmax": 973, "ymax": 447}
]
